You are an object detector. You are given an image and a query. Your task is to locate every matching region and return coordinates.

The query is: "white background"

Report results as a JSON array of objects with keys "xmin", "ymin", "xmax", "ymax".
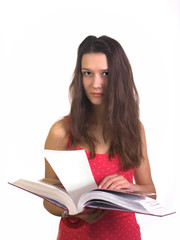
[{"xmin": 0, "ymin": 0, "xmax": 179, "ymax": 239}]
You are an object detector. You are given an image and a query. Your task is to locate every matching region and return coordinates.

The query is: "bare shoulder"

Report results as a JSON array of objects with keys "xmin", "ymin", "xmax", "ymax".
[
  {"xmin": 139, "ymin": 121, "xmax": 145, "ymax": 133},
  {"xmin": 139, "ymin": 121, "xmax": 147, "ymax": 147},
  {"xmin": 44, "ymin": 118, "xmax": 69, "ymax": 150}
]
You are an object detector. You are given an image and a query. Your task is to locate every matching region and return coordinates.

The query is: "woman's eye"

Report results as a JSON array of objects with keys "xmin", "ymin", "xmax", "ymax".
[
  {"xmin": 102, "ymin": 72, "xmax": 108, "ymax": 76},
  {"xmin": 83, "ymin": 71, "xmax": 91, "ymax": 76}
]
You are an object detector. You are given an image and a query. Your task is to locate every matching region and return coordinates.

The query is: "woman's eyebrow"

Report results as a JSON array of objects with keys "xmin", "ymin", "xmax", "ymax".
[
  {"xmin": 81, "ymin": 68, "xmax": 109, "ymax": 71},
  {"xmin": 81, "ymin": 68, "xmax": 90, "ymax": 71}
]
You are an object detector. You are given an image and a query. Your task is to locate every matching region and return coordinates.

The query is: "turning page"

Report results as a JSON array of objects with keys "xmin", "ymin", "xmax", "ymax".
[{"xmin": 43, "ymin": 149, "xmax": 98, "ymax": 207}]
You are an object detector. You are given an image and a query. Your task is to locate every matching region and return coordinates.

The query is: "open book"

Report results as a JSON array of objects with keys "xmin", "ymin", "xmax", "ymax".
[{"xmin": 9, "ymin": 150, "xmax": 175, "ymax": 217}]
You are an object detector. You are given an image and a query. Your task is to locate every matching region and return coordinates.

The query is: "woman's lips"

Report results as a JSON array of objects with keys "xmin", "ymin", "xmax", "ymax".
[{"xmin": 92, "ymin": 93, "xmax": 104, "ymax": 97}]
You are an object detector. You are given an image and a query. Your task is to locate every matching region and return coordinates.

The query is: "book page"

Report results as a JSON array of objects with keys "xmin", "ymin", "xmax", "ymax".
[{"xmin": 43, "ymin": 149, "xmax": 98, "ymax": 208}]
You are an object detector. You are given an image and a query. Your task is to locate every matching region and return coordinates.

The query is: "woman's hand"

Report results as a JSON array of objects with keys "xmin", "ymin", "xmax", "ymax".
[
  {"xmin": 75, "ymin": 209, "xmax": 108, "ymax": 224},
  {"xmin": 99, "ymin": 174, "xmax": 133, "ymax": 192}
]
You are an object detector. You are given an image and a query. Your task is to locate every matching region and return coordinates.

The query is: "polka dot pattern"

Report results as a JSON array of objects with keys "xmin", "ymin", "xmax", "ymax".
[{"xmin": 57, "ymin": 147, "xmax": 141, "ymax": 240}]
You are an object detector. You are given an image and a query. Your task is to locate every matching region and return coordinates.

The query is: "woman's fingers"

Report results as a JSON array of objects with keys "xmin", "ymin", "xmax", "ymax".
[
  {"xmin": 99, "ymin": 174, "xmax": 118, "ymax": 189},
  {"xmin": 88, "ymin": 209, "xmax": 107, "ymax": 223},
  {"xmin": 76, "ymin": 209, "xmax": 108, "ymax": 224},
  {"xmin": 99, "ymin": 174, "xmax": 132, "ymax": 191}
]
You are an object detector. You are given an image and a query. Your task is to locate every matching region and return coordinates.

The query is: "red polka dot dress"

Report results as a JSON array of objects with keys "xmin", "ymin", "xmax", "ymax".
[{"xmin": 57, "ymin": 118, "xmax": 141, "ymax": 240}]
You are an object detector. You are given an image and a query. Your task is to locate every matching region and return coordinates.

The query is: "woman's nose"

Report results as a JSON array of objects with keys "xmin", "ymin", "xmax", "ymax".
[{"xmin": 93, "ymin": 74, "xmax": 103, "ymax": 89}]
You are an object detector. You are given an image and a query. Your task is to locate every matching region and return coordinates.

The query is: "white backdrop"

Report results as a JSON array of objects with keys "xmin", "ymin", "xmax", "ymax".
[{"xmin": 1, "ymin": 0, "xmax": 179, "ymax": 239}]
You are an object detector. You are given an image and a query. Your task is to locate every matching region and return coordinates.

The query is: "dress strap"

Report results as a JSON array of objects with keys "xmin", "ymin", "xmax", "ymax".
[{"xmin": 64, "ymin": 116, "xmax": 71, "ymax": 150}]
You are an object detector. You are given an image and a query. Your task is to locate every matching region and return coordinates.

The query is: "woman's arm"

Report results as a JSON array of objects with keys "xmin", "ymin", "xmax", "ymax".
[
  {"xmin": 43, "ymin": 119, "xmax": 69, "ymax": 216},
  {"xmin": 44, "ymin": 119, "xmax": 108, "ymax": 223},
  {"xmin": 132, "ymin": 123, "xmax": 156, "ymax": 197},
  {"xmin": 99, "ymin": 123, "xmax": 156, "ymax": 199}
]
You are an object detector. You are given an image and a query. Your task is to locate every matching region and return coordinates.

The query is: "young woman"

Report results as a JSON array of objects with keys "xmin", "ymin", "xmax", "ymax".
[{"xmin": 43, "ymin": 35, "xmax": 156, "ymax": 240}]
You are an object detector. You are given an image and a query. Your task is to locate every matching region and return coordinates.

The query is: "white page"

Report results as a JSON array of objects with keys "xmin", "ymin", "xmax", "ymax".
[{"xmin": 43, "ymin": 149, "xmax": 98, "ymax": 209}]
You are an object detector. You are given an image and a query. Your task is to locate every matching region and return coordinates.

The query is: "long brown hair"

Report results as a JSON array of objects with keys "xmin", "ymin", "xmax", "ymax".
[{"xmin": 69, "ymin": 35, "xmax": 142, "ymax": 170}]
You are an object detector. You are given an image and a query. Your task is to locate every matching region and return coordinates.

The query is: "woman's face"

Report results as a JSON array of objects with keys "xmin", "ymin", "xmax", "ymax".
[{"xmin": 81, "ymin": 53, "xmax": 108, "ymax": 106}]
